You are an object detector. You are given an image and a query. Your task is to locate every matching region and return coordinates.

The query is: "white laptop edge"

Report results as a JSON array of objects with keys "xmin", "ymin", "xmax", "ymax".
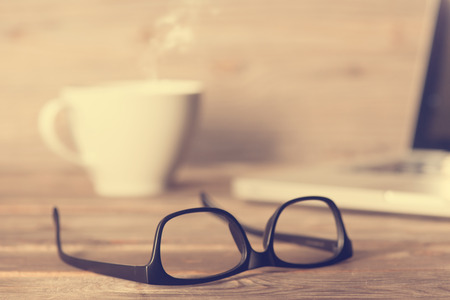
[{"xmin": 231, "ymin": 0, "xmax": 448, "ymax": 218}]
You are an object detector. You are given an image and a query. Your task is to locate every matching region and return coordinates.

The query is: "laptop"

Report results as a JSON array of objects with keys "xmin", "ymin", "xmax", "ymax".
[{"xmin": 232, "ymin": 0, "xmax": 450, "ymax": 218}]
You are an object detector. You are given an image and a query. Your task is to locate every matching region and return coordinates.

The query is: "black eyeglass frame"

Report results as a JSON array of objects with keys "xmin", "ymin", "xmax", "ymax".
[{"xmin": 53, "ymin": 194, "xmax": 352, "ymax": 285}]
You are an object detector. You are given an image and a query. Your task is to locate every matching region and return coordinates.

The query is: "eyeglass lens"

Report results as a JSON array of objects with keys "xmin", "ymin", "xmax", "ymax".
[
  {"xmin": 273, "ymin": 200, "xmax": 338, "ymax": 264},
  {"xmin": 160, "ymin": 211, "xmax": 243, "ymax": 279}
]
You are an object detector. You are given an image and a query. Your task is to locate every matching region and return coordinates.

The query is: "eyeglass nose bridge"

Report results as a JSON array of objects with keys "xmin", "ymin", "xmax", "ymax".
[{"xmin": 248, "ymin": 249, "xmax": 274, "ymax": 269}]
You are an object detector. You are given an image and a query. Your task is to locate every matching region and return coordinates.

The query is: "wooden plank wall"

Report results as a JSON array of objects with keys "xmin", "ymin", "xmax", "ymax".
[{"xmin": 0, "ymin": 0, "xmax": 436, "ymax": 171}]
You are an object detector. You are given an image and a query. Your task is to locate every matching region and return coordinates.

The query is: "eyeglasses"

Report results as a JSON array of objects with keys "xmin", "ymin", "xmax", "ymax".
[{"xmin": 53, "ymin": 193, "xmax": 352, "ymax": 285}]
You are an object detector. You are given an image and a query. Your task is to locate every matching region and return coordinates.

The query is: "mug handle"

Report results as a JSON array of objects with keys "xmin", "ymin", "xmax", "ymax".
[{"xmin": 38, "ymin": 99, "xmax": 84, "ymax": 165}]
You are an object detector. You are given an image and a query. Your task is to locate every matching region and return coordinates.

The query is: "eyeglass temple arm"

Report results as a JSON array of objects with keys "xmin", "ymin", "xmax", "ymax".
[
  {"xmin": 200, "ymin": 192, "xmax": 337, "ymax": 253},
  {"xmin": 249, "ymin": 225, "xmax": 336, "ymax": 252},
  {"xmin": 53, "ymin": 208, "xmax": 149, "ymax": 284}
]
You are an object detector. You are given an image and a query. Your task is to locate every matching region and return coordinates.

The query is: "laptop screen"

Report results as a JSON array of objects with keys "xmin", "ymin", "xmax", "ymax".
[{"xmin": 413, "ymin": 0, "xmax": 450, "ymax": 151}]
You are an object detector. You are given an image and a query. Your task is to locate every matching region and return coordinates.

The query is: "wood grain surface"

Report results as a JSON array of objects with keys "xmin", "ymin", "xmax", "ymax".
[
  {"xmin": 1, "ymin": 164, "xmax": 450, "ymax": 299},
  {"xmin": 0, "ymin": 0, "xmax": 437, "ymax": 169}
]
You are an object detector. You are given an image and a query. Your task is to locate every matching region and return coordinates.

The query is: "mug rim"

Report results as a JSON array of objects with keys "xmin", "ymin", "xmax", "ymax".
[{"xmin": 61, "ymin": 79, "xmax": 203, "ymax": 98}]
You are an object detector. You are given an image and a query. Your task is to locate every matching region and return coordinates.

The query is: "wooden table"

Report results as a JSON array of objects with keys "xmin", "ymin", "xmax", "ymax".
[{"xmin": 1, "ymin": 164, "xmax": 450, "ymax": 299}]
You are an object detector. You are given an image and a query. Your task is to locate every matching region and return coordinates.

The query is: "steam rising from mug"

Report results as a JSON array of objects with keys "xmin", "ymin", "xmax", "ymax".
[{"xmin": 140, "ymin": 0, "xmax": 212, "ymax": 79}]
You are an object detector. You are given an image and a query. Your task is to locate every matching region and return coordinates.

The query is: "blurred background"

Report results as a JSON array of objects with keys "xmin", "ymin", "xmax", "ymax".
[{"xmin": 0, "ymin": 0, "xmax": 434, "ymax": 190}]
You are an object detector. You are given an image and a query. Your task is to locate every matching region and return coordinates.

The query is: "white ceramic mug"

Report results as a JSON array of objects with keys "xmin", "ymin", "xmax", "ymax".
[{"xmin": 38, "ymin": 79, "xmax": 202, "ymax": 197}]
